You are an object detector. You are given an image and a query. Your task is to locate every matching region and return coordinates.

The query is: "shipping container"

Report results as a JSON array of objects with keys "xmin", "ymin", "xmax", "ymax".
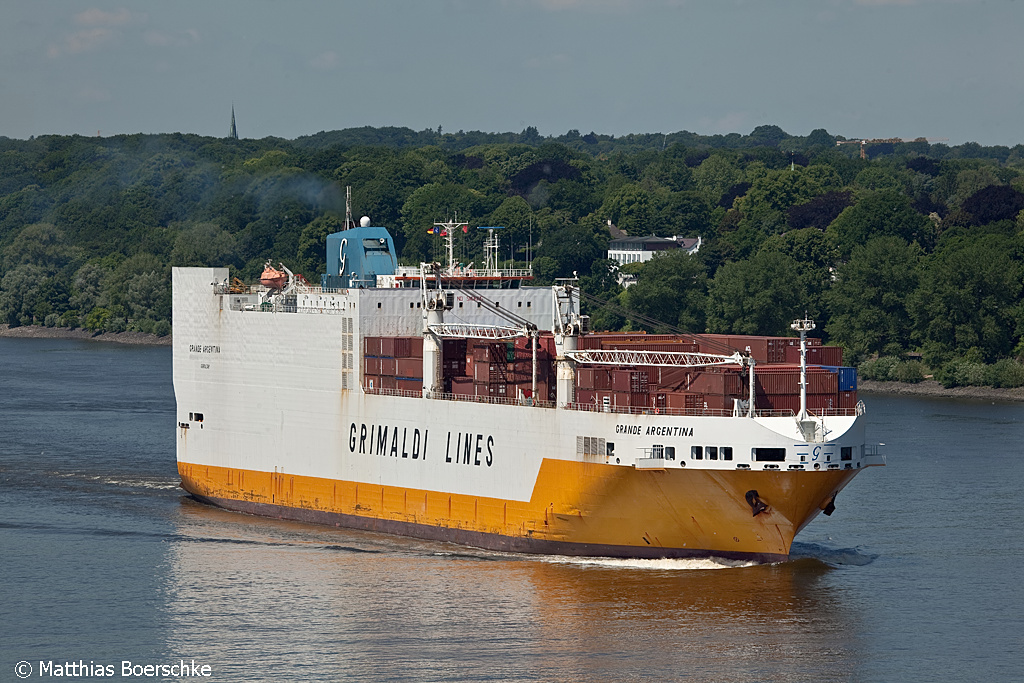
[
  {"xmin": 442, "ymin": 338, "xmax": 467, "ymax": 361},
  {"xmin": 451, "ymin": 377, "xmax": 475, "ymax": 396},
  {"xmin": 380, "ymin": 337, "xmax": 396, "ymax": 357},
  {"xmin": 394, "ymin": 337, "xmax": 412, "ymax": 359},
  {"xmin": 379, "ymin": 358, "xmax": 398, "ymax": 376},
  {"xmin": 575, "ymin": 389, "xmax": 596, "ymax": 405},
  {"xmin": 396, "ymin": 378, "xmax": 422, "ymax": 393},
  {"xmin": 364, "ymin": 337, "xmax": 382, "ymax": 357},
  {"xmin": 755, "ymin": 367, "xmax": 837, "ymax": 396},
  {"xmin": 397, "ymin": 357, "xmax": 422, "ymax": 378},
  {"xmin": 364, "ymin": 357, "xmax": 382, "ymax": 376},
  {"xmin": 838, "ymin": 391, "xmax": 858, "ymax": 409},
  {"xmin": 785, "ymin": 345, "xmax": 843, "ymax": 366}
]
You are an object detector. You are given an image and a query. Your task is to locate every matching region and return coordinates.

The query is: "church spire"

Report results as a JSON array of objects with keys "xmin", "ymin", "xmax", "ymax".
[{"xmin": 229, "ymin": 105, "xmax": 238, "ymax": 139}]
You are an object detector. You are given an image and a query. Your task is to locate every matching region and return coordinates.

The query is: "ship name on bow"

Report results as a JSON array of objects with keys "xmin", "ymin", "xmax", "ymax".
[{"xmin": 616, "ymin": 424, "xmax": 694, "ymax": 437}]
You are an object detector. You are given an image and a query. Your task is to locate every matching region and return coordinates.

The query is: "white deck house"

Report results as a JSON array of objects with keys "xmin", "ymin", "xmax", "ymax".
[{"xmin": 607, "ymin": 235, "xmax": 702, "ymax": 265}]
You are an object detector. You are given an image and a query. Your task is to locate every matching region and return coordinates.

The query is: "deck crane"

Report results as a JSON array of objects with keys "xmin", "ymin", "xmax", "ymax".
[
  {"xmin": 836, "ymin": 137, "xmax": 948, "ymax": 159},
  {"xmin": 550, "ymin": 281, "xmax": 760, "ymax": 416}
]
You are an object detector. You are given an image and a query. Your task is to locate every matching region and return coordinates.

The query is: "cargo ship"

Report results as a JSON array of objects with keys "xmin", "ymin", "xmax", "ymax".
[{"xmin": 173, "ymin": 218, "xmax": 884, "ymax": 563}]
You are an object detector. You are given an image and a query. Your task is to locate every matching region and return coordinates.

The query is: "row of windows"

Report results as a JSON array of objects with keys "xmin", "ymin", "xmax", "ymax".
[{"xmin": 691, "ymin": 446, "xmax": 734, "ymax": 461}]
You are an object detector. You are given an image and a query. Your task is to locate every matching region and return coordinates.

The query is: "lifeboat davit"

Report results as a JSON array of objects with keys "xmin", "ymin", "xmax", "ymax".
[{"xmin": 259, "ymin": 261, "xmax": 288, "ymax": 290}]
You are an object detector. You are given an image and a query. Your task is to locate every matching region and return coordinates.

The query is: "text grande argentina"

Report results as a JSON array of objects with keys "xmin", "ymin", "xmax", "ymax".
[
  {"xmin": 348, "ymin": 423, "xmax": 495, "ymax": 466},
  {"xmin": 616, "ymin": 424, "xmax": 694, "ymax": 436}
]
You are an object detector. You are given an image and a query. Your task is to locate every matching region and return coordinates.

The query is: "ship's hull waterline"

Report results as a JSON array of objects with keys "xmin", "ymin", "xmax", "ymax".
[{"xmin": 178, "ymin": 455, "xmax": 858, "ymax": 562}]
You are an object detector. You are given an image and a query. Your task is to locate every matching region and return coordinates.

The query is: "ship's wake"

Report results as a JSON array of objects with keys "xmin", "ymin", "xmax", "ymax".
[{"xmin": 538, "ymin": 555, "xmax": 756, "ymax": 570}]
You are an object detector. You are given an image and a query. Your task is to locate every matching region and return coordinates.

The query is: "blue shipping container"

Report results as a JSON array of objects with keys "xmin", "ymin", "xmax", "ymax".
[{"xmin": 822, "ymin": 366, "xmax": 858, "ymax": 392}]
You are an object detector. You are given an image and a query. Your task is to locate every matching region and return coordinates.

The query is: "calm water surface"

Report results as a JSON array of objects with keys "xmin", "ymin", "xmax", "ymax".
[{"xmin": 1, "ymin": 338, "xmax": 1022, "ymax": 682}]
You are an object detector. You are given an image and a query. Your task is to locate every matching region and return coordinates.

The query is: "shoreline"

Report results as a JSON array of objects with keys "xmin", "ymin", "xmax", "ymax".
[
  {"xmin": 0, "ymin": 324, "xmax": 171, "ymax": 346},
  {"xmin": 858, "ymin": 379, "xmax": 1024, "ymax": 403},
  {"xmin": 2, "ymin": 324, "xmax": 1021, "ymax": 402}
]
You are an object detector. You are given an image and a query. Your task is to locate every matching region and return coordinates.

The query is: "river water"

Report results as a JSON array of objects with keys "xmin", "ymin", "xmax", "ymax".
[{"xmin": 1, "ymin": 338, "xmax": 1021, "ymax": 682}]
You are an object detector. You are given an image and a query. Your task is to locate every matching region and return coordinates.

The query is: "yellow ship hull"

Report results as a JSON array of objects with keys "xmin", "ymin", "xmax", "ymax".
[{"xmin": 179, "ymin": 459, "xmax": 858, "ymax": 563}]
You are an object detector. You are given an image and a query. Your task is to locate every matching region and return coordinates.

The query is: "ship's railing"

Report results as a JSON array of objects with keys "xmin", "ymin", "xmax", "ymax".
[
  {"xmin": 363, "ymin": 386, "xmax": 556, "ymax": 409},
  {"xmin": 567, "ymin": 403, "xmax": 798, "ymax": 418},
  {"xmin": 807, "ymin": 407, "xmax": 862, "ymax": 417},
  {"xmin": 361, "ymin": 387, "xmax": 860, "ymax": 418}
]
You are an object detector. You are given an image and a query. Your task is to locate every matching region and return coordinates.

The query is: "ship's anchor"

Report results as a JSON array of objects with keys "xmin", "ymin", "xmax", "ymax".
[
  {"xmin": 745, "ymin": 490, "xmax": 768, "ymax": 517},
  {"xmin": 821, "ymin": 492, "xmax": 838, "ymax": 516}
]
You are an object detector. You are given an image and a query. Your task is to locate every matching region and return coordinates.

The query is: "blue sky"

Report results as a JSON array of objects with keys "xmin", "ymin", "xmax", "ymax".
[{"xmin": 2, "ymin": 0, "xmax": 1022, "ymax": 146}]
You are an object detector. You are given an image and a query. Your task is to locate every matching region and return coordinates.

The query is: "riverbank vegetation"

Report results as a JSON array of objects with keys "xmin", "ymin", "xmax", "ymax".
[{"xmin": 1, "ymin": 125, "xmax": 1022, "ymax": 385}]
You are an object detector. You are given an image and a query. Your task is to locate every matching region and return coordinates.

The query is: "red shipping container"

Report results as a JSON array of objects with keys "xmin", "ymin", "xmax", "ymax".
[
  {"xmin": 442, "ymin": 338, "xmax": 466, "ymax": 361},
  {"xmin": 364, "ymin": 357, "xmax": 382, "ymax": 375},
  {"xmin": 364, "ymin": 337, "xmax": 382, "ymax": 356},
  {"xmin": 363, "ymin": 374, "xmax": 380, "ymax": 390},
  {"xmin": 394, "ymin": 337, "xmax": 412, "ymax": 358},
  {"xmin": 451, "ymin": 377, "xmax": 475, "ymax": 396},
  {"xmin": 575, "ymin": 389, "xmax": 596, "ymax": 405},
  {"xmin": 665, "ymin": 392, "xmax": 699, "ymax": 410},
  {"xmin": 396, "ymin": 378, "xmax": 422, "ymax": 392},
  {"xmin": 473, "ymin": 363, "xmax": 489, "ymax": 383},
  {"xmin": 630, "ymin": 392, "xmax": 650, "ymax": 409},
  {"xmin": 611, "ymin": 370, "xmax": 632, "ymax": 392},
  {"xmin": 379, "ymin": 375, "xmax": 397, "ymax": 391},
  {"xmin": 380, "ymin": 337, "xmax": 396, "ymax": 357},
  {"xmin": 379, "ymin": 358, "xmax": 398, "ymax": 376},
  {"xmin": 785, "ymin": 345, "xmax": 844, "ymax": 366},
  {"xmin": 397, "ymin": 357, "xmax": 422, "ymax": 378},
  {"xmin": 838, "ymin": 391, "xmax": 858, "ymax": 409}
]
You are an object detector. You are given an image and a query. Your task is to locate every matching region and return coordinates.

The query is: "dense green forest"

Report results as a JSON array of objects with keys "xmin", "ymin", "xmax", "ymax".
[{"xmin": 1, "ymin": 124, "xmax": 1023, "ymax": 386}]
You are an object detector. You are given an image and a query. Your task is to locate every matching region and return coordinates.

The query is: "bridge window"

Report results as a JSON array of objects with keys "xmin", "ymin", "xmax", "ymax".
[
  {"xmin": 665, "ymin": 446, "xmax": 675, "ymax": 461},
  {"xmin": 722, "ymin": 447, "xmax": 733, "ymax": 461},
  {"xmin": 707, "ymin": 446, "xmax": 718, "ymax": 460},
  {"xmin": 841, "ymin": 446, "xmax": 853, "ymax": 461},
  {"xmin": 691, "ymin": 446, "xmax": 703, "ymax": 460}
]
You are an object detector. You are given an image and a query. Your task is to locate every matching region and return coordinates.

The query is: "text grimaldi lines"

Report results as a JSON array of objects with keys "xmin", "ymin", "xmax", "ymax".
[
  {"xmin": 348, "ymin": 422, "xmax": 495, "ymax": 466},
  {"xmin": 24, "ymin": 659, "xmax": 211, "ymax": 678}
]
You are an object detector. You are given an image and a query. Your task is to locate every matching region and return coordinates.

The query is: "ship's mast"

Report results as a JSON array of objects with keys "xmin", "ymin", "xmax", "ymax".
[
  {"xmin": 433, "ymin": 217, "xmax": 467, "ymax": 275},
  {"xmin": 552, "ymin": 278, "xmax": 585, "ymax": 409},
  {"xmin": 791, "ymin": 317, "xmax": 815, "ymax": 420}
]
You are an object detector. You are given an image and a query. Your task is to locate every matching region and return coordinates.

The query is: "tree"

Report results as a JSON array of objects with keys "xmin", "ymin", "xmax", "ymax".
[
  {"xmin": 623, "ymin": 251, "xmax": 708, "ymax": 332},
  {"xmin": 488, "ymin": 196, "xmax": 534, "ymax": 255},
  {"xmin": 2, "ymin": 223, "xmax": 82, "ymax": 274},
  {"xmin": 296, "ymin": 215, "xmax": 345, "ymax": 278},
  {"xmin": 908, "ymin": 234, "xmax": 1023, "ymax": 364},
  {"xmin": 535, "ymin": 226, "xmax": 603, "ymax": 281},
  {"xmin": 787, "ymin": 191, "xmax": 853, "ymax": 230},
  {"xmin": 705, "ymin": 251, "xmax": 807, "ymax": 336},
  {"xmin": 399, "ymin": 183, "xmax": 482, "ymax": 262},
  {"xmin": 600, "ymin": 183, "xmax": 653, "ymax": 234},
  {"xmin": 170, "ymin": 222, "xmax": 238, "ymax": 267},
  {"xmin": 826, "ymin": 190, "xmax": 934, "ymax": 258},
  {"xmin": 759, "ymin": 228, "xmax": 838, "ymax": 303},
  {"xmin": 825, "ymin": 236, "xmax": 921, "ymax": 359},
  {"xmin": 959, "ymin": 185, "xmax": 1024, "ymax": 226},
  {"xmin": 653, "ymin": 191, "xmax": 713, "ymax": 237},
  {"xmin": 693, "ymin": 154, "xmax": 743, "ymax": 204}
]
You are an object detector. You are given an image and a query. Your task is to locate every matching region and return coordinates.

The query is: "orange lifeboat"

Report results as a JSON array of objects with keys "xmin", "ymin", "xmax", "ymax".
[{"xmin": 259, "ymin": 261, "xmax": 288, "ymax": 290}]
